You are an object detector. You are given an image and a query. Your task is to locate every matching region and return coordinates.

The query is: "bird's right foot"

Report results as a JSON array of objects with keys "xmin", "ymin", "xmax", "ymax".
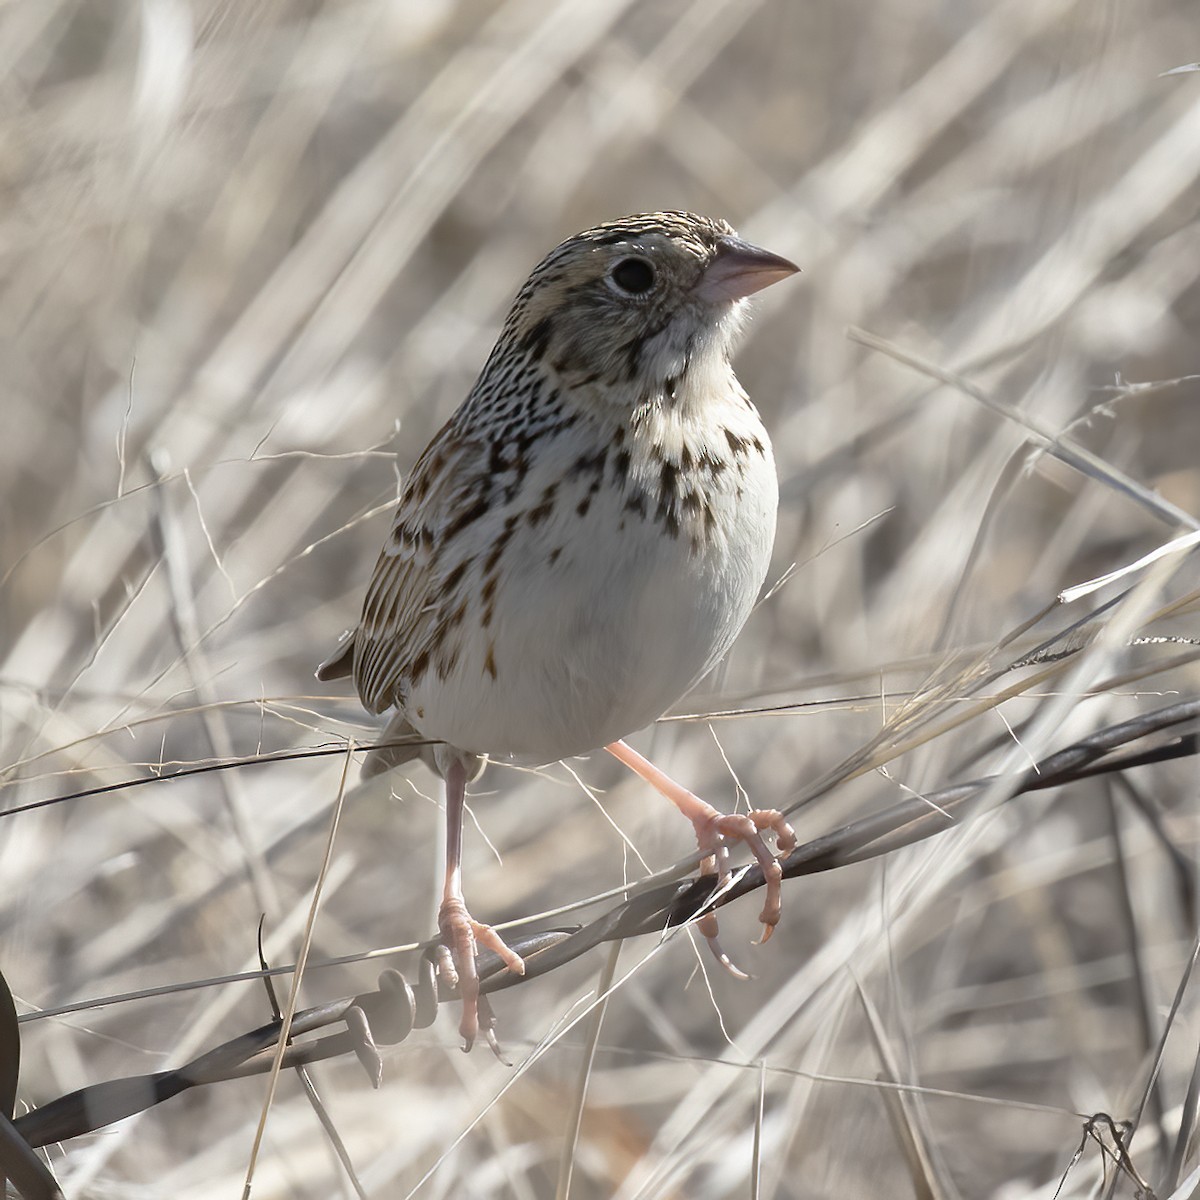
[{"xmin": 437, "ymin": 897, "xmax": 526, "ymax": 1053}]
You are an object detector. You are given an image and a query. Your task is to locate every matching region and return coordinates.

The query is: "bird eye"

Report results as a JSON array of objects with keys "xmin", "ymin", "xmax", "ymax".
[{"xmin": 608, "ymin": 256, "xmax": 656, "ymax": 296}]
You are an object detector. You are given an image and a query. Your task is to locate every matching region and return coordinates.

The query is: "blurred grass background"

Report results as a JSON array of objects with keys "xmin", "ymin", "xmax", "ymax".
[{"xmin": 2, "ymin": 0, "xmax": 1199, "ymax": 1196}]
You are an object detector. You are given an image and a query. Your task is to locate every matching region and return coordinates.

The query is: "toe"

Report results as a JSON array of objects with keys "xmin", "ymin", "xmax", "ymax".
[
  {"xmin": 751, "ymin": 808, "xmax": 797, "ymax": 853},
  {"xmin": 474, "ymin": 922, "xmax": 526, "ymax": 976}
]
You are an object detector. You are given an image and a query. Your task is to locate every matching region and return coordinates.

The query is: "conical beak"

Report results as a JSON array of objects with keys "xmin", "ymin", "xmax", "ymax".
[{"xmin": 695, "ymin": 235, "xmax": 800, "ymax": 303}]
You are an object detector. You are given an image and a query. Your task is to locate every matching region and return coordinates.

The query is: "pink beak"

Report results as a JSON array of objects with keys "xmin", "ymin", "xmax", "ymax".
[{"xmin": 695, "ymin": 235, "xmax": 800, "ymax": 304}]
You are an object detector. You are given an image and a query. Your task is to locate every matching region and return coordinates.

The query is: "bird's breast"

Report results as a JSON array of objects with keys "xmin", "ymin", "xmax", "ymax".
[{"xmin": 403, "ymin": 398, "xmax": 778, "ymax": 763}]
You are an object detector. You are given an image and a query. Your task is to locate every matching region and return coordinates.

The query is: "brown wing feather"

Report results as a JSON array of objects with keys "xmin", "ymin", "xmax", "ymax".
[{"xmin": 351, "ymin": 424, "xmax": 488, "ymax": 714}]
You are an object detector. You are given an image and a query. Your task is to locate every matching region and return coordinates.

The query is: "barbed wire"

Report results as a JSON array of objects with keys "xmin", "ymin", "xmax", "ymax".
[{"xmin": 5, "ymin": 696, "xmax": 1196, "ymax": 1167}]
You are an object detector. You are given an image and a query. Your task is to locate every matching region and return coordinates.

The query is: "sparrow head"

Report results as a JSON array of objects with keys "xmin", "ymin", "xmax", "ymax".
[{"xmin": 500, "ymin": 211, "xmax": 798, "ymax": 405}]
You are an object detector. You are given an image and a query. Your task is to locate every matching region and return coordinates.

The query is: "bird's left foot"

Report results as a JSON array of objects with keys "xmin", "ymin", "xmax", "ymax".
[
  {"xmin": 688, "ymin": 804, "xmax": 798, "ymax": 944},
  {"xmin": 604, "ymin": 740, "xmax": 797, "ymax": 969}
]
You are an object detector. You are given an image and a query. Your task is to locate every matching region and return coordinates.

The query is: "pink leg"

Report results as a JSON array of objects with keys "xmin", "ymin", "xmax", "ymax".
[
  {"xmin": 437, "ymin": 757, "xmax": 525, "ymax": 1052},
  {"xmin": 606, "ymin": 740, "xmax": 796, "ymax": 950}
]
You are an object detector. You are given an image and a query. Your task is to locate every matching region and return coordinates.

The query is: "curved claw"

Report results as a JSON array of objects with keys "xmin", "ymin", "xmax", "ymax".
[
  {"xmin": 477, "ymin": 994, "xmax": 511, "ymax": 1064},
  {"xmin": 704, "ymin": 930, "xmax": 753, "ymax": 981},
  {"xmin": 694, "ymin": 878, "xmax": 754, "ymax": 978}
]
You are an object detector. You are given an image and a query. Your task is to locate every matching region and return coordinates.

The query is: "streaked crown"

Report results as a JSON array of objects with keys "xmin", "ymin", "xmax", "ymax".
[{"xmin": 489, "ymin": 211, "xmax": 797, "ymax": 406}]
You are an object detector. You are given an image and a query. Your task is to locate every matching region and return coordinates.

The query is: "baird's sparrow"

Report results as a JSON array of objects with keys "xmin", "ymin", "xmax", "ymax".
[{"xmin": 320, "ymin": 211, "xmax": 799, "ymax": 1049}]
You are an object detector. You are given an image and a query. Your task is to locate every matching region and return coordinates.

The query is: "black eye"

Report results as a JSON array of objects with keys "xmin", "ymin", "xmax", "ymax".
[{"xmin": 609, "ymin": 256, "xmax": 656, "ymax": 295}]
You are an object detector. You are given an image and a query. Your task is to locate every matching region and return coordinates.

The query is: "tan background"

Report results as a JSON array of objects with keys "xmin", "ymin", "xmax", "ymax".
[{"xmin": 2, "ymin": 1, "xmax": 1199, "ymax": 1196}]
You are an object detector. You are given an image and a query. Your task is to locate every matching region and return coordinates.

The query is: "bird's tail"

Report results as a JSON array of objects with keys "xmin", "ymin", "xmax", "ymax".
[
  {"xmin": 316, "ymin": 631, "xmax": 356, "ymax": 682},
  {"xmin": 317, "ymin": 634, "xmax": 430, "ymax": 777},
  {"xmin": 361, "ymin": 710, "xmax": 435, "ymax": 779}
]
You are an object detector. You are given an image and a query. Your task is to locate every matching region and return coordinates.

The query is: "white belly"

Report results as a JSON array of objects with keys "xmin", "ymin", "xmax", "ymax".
[{"xmin": 403, "ymin": 411, "xmax": 778, "ymax": 763}]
